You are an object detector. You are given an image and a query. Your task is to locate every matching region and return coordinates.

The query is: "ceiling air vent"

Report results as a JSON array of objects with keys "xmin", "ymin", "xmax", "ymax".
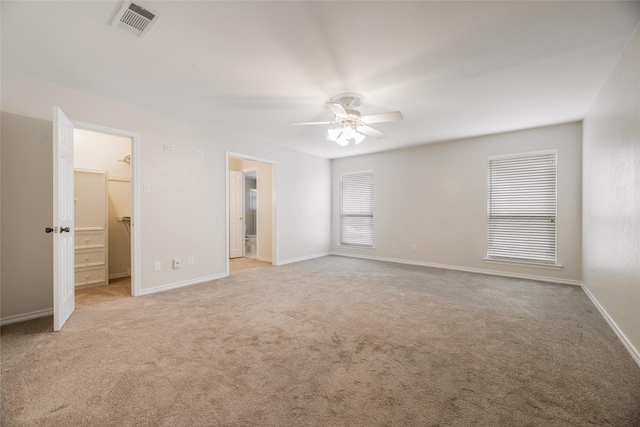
[{"xmin": 112, "ymin": 2, "xmax": 158, "ymax": 38}]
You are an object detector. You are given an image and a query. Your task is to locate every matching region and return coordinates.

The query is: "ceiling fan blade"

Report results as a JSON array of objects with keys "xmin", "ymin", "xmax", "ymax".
[
  {"xmin": 361, "ymin": 111, "xmax": 404, "ymax": 124},
  {"xmin": 358, "ymin": 125, "xmax": 386, "ymax": 139},
  {"xmin": 292, "ymin": 121, "xmax": 334, "ymax": 125},
  {"xmin": 326, "ymin": 102, "xmax": 349, "ymax": 118}
]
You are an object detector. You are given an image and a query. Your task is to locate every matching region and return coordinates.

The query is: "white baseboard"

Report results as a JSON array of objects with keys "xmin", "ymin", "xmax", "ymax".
[
  {"xmin": 1, "ymin": 308, "xmax": 53, "ymax": 326},
  {"xmin": 277, "ymin": 252, "xmax": 330, "ymax": 266},
  {"xmin": 580, "ymin": 282, "xmax": 640, "ymax": 368},
  {"xmin": 329, "ymin": 252, "xmax": 582, "ymax": 286},
  {"xmin": 109, "ymin": 272, "xmax": 131, "ymax": 280},
  {"xmin": 138, "ymin": 273, "xmax": 228, "ymax": 296},
  {"xmin": 1, "ymin": 273, "xmax": 229, "ymax": 324}
]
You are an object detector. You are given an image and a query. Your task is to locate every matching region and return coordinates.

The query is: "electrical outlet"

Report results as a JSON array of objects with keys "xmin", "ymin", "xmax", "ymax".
[
  {"xmin": 195, "ymin": 150, "xmax": 205, "ymax": 157},
  {"xmin": 164, "ymin": 144, "xmax": 174, "ymax": 151},
  {"xmin": 153, "ymin": 261, "xmax": 161, "ymax": 271},
  {"xmin": 188, "ymin": 256, "xmax": 194, "ymax": 266},
  {"xmin": 173, "ymin": 258, "xmax": 181, "ymax": 269},
  {"xmin": 411, "ymin": 244, "xmax": 417, "ymax": 251},
  {"xmin": 144, "ymin": 184, "xmax": 151, "ymax": 193}
]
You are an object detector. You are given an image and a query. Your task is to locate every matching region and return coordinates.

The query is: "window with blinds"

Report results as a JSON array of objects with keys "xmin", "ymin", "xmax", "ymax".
[
  {"xmin": 340, "ymin": 171, "xmax": 374, "ymax": 248},
  {"xmin": 487, "ymin": 152, "xmax": 557, "ymax": 265}
]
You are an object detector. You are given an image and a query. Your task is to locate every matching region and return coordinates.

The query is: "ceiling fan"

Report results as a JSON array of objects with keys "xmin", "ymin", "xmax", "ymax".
[{"xmin": 293, "ymin": 93, "xmax": 403, "ymax": 146}]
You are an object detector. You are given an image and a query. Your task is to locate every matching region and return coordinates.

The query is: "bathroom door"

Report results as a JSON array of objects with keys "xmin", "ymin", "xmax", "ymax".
[{"xmin": 229, "ymin": 171, "xmax": 243, "ymax": 258}]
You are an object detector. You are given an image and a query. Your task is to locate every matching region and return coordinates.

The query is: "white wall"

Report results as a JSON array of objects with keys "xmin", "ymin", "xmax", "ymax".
[
  {"xmin": 1, "ymin": 113, "xmax": 53, "ymax": 321},
  {"xmin": 582, "ymin": 26, "xmax": 640, "ymax": 363},
  {"xmin": 331, "ymin": 122, "xmax": 583, "ymax": 283},
  {"xmin": 0, "ymin": 73, "xmax": 331, "ymax": 320},
  {"xmin": 74, "ymin": 129, "xmax": 132, "ymax": 279}
]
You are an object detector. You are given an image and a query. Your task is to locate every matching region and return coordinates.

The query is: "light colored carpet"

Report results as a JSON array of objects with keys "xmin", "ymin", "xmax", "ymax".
[
  {"xmin": 75, "ymin": 277, "xmax": 131, "ymax": 306},
  {"xmin": 2, "ymin": 256, "xmax": 639, "ymax": 426},
  {"xmin": 230, "ymin": 257, "xmax": 273, "ymax": 272}
]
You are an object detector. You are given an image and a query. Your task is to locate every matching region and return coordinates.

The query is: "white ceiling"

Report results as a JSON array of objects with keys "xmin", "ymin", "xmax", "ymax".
[{"xmin": 2, "ymin": 1, "xmax": 639, "ymax": 159}]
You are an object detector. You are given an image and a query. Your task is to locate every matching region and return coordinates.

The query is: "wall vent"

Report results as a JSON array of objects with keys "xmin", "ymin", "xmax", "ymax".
[{"xmin": 112, "ymin": 2, "xmax": 159, "ymax": 38}]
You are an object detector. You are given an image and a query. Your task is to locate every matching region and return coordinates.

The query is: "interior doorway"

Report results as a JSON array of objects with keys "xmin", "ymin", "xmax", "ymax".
[
  {"xmin": 72, "ymin": 122, "xmax": 141, "ymax": 298},
  {"xmin": 73, "ymin": 128, "xmax": 132, "ymax": 296},
  {"xmin": 52, "ymin": 107, "xmax": 141, "ymax": 331},
  {"xmin": 226, "ymin": 153, "xmax": 277, "ymax": 275}
]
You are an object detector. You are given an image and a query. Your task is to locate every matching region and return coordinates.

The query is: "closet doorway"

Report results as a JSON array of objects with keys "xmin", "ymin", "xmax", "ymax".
[
  {"xmin": 73, "ymin": 128, "xmax": 135, "ymax": 298},
  {"xmin": 227, "ymin": 153, "xmax": 277, "ymax": 274}
]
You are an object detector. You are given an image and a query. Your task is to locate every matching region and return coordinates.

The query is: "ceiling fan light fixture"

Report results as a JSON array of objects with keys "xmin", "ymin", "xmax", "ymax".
[
  {"xmin": 328, "ymin": 125, "xmax": 365, "ymax": 146},
  {"xmin": 336, "ymin": 135, "xmax": 350, "ymax": 146},
  {"xmin": 342, "ymin": 126, "xmax": 366, "ymax": 145},
  {"xmin": 296, "ymin": 92, "xmax": 402, "ymax": 146},
  {"xmin": 327, "ymin": 127, "xmax": 341, "ymax": 142}
]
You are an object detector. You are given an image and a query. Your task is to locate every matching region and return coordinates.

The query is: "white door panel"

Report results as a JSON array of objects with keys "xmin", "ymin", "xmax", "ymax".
[{"xmin": 53, "ymin": 107, "xmax": 75, "ymax": 331}]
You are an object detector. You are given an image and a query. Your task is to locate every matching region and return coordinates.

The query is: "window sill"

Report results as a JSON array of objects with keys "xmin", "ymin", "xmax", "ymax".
[
  {"xmin": 337, "ymin": 244, "xmax": 375, "ymax": 251},
  {"xmin": 484, "ymin": 258, "xmax": 563, "ymax": 271}
]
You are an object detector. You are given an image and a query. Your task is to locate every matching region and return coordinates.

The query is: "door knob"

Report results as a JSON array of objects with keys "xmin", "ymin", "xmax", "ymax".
[
  {"xmin": 60, "ymin": 227, "xmax": 71, "ymax": 233},
  {"xmin": 45, "ymin": 227, "xmax": 54, "ymax": 233}
]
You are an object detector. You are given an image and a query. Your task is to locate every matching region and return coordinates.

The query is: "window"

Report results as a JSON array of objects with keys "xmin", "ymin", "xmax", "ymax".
[
  {"xmin": 487, "ymin": 152, "xmax": 557, "ymax": 265},
  {"xmin": 340, "ymin": 171, "xmax": 373, "ymax": 248}
]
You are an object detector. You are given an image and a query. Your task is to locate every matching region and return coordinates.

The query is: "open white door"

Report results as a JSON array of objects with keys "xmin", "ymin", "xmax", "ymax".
[
  {"xmin": 229, "ymin": 171, "xmax": 243, "ymax": 258},
  {"xmin": 53, "ymin": 107, "xmax": 75, "ymax": 331}
]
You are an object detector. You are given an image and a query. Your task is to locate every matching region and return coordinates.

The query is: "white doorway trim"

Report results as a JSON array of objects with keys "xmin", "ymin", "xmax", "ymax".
[
  {"xmin": 225, "ymin": 151, "xmax": 278, "ymax": 277},
  {"xmin": 73, "ymin": 120, "xmax": 142, "ymax": 297}
]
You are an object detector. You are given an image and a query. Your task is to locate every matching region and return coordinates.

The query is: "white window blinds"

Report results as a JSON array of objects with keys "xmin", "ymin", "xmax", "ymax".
[
  {"xmin": 341, "ymin": 172, "xmax": 373, "ymax": 248},
  {"xmin": 487, "ymin": 152, "xmax": 557, "ymax": 265}
]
